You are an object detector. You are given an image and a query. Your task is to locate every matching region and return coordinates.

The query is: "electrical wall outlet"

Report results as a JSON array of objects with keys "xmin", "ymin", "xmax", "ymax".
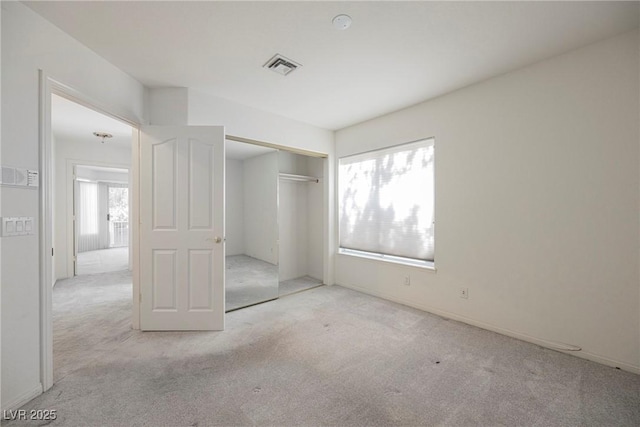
[
  {"xmin": 459, "ymin": 287, "xmax": 469, "ymax": 299},
  {"xmin": 404, "ymin": 276, "xmax": 411, "ymax": 286}
]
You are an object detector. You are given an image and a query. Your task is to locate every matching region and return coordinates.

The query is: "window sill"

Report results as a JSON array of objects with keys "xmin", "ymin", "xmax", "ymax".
[{"xmin": 338, "ymin": 248, "xmax": 437, "ymax": 272}]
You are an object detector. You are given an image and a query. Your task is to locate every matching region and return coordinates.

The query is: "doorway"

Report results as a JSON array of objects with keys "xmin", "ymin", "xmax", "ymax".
[
  {"xmin": 51, "ymin": 93, "xmax": 134, "ymax": 282},
  {"xmin": 49, "ymin": 91, "xmax": 136, "ymax": 384},
  {"xmin": 74, "ymin": 165, "xmax": 130, "ymax": 276}
]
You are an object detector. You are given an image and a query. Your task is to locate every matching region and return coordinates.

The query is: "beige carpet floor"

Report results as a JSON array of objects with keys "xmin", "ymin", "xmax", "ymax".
[
  {"xmin": 279, "ymin": 275, "xmax": 323, "ymax": 297},
  {"xmin": 9, "ymin": 270, "xmax": 640, "ymax": 426},
  {"xmin": 76, "ymin": 247, "xmax": 129, "ymax": 276}
]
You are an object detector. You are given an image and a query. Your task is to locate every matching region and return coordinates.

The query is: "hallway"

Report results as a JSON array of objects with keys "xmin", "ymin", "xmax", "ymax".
[{"xmin": 76, "ymin": 247, "xmax": 129, "ymax": 276}]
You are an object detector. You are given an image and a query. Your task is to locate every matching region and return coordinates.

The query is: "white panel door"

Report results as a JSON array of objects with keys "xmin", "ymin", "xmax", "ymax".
[{"xmin": 140, "ymin": 126, "xmax": 225, "ymax": 330}]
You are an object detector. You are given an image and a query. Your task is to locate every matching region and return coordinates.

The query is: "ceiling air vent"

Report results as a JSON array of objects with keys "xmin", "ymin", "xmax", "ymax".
[{"xmin": 263, "ymin": 54, "xmax": 301, "ymax": 76}]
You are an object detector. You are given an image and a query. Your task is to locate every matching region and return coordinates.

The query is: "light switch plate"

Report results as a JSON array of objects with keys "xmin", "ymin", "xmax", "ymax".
[
  {"xmin": 1, "ymin": 217, "xmax": 35, "ymax": 236},
  {"xmin": 5, "ymin": 219, "xmax": 15, "ymax": 234}
]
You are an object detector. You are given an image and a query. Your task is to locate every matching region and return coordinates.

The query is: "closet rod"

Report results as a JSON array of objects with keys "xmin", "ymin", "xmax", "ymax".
[{"xmin": 279, "ymin": 173, "xmax": 319, "ymax": 183}]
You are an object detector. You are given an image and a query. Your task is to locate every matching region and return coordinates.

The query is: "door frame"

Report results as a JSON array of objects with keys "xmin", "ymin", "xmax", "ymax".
[
  {"xmin": 69, "ymin": 161, "xmax": 131, "ymax": 276},
  {"xmin": 38, "ymin": 71, "xmax": 142, "ymax": 392}
]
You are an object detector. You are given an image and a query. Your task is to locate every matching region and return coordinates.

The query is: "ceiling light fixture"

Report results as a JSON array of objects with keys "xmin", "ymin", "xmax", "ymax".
[
  {"xmin": 93, "ymin": 132, "xmax": 113, "ymax": 143},
  {"xmin": 332, "ymin": 14, "xmax": 352, "ymax": 30}
]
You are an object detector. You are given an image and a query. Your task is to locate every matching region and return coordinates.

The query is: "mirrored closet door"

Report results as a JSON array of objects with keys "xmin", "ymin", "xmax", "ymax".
[
  {"xmin": 224, "ymin": 140, "xmax": 325, "ymax": 312},
  {"xmin": 225, "ymin": 141, "xmax": 279, "ymax": 311}
]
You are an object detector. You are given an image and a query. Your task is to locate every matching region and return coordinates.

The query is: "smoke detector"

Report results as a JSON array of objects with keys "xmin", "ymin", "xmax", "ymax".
[
  {"xmin": 263, "ymin": 54, "xmax": 301, "ymax": 76},
  {"xmin": 332, "ymin": 14, "xmax": 352, "ymax": 30}
]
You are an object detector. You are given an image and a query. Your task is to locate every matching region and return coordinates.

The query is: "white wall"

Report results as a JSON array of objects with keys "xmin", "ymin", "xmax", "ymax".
[
  {"xmin": 335, "ymin": 31, "xmax": 640, "ymax": 372},
  {"xmin": 54, "ymin": 139, "xmax": 131, "ymax": 280},
  {"xmin": 1, "ymin": 2, "xmax": 145, "ymax": 411},
  {"xmin": 243, "ymin": 152, "xmax": 278, "ymax": 265},
  {"xmin": 189, "ymin": 90, "xmax": 333, "ymax": 155},
  {"xmin": 147, "ymin": 88, "xmax": 188, "ymax": 126},
  {"xmin": 225, "ymin": 158, "xmax": 245, "ymax": 256},
  {"xmin": 279, "ymin": 151, "xmax": 309, "ymax": 175}
]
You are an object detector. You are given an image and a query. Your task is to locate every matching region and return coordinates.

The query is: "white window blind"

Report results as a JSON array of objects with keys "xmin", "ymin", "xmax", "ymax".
[
  {"xmin": 77, "ymin": 181, "xmax": 100, "ymax": 253},
  {"xmin": 77, "ymin": 181, "xmax": 113, "ymax": 253},
  {"xmin": 339, "ymin": 138, "xmax": 435, "ymax": 262}
]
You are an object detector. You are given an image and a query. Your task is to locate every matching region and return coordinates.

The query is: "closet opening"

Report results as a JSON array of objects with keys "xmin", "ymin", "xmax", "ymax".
[
  {"xmin": 224, "ymin": 138, "xmax": 326, "ymax": 312},
  {"xmin": 277, "ymin": 151, "xmax": 325, "ymax": 297}
]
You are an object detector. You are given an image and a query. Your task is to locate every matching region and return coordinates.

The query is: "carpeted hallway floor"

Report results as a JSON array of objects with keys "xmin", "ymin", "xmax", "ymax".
[
  {"xmin": 76, "ymin": 247, "xmax": 129, "ymax": 276},
  {"xmin": 10, "ymin": 271, "xmax": 640, "ymax": 426}
]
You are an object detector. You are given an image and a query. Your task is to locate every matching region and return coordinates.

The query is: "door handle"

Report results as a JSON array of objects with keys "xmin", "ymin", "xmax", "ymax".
[{"xmin": 207, "ymin": 236, "xmax": 224, "ymax": 244}]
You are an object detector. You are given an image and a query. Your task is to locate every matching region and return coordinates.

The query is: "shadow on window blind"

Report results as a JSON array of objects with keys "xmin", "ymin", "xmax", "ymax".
[{"xmin": 339, "ymin": 138, "xmax": 435, "ymax": 262}]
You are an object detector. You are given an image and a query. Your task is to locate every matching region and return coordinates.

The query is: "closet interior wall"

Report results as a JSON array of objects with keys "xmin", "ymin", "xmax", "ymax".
[{"xmin": 225, "ymin": 150, "xmax": 279, "ymax": 263}]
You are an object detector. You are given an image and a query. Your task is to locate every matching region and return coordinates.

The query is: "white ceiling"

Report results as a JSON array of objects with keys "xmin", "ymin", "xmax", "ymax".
[
  {"xmin": 51, "ymin": 94, "xmax": 133, "ymax": 146},
  {"xmin": 52, "ymin": 93, "xmax": 274, "ymax": 159},
  {"xmin": 30, "ymin": 1, "xmax": 639, "ymax": 130}
]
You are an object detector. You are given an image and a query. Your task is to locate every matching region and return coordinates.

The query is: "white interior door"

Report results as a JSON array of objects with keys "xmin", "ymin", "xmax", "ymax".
[{"xmin": 140, "ymin": 126, "xmax": 225, "ymax": 330}]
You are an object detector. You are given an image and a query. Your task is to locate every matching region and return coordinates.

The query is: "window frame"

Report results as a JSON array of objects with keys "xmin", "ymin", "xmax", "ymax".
[{"xmin": 337, "ymin": 137, "xmax": 436, "ymax": 270}]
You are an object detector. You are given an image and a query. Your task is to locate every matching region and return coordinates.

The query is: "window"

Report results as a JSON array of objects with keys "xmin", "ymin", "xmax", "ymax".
[
  {"xmin": 78, "ymin": 181, "xmax": 99, "ymax": 235},
  {"xmin": 77, "ymin": 181, "xmax": 100, "ymax": 253},
  {"xmin": 338, "ymin": 138, "xmax": 435, "ymax": 266}
]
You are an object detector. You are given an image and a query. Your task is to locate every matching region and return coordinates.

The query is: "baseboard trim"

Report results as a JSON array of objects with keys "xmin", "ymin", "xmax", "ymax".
[
  {"xmin": 338, "ymin": 282, "xmax": 640, "ymax": 375},
  {"xmin": 2, "ymin": 383, "xmax": 43, "ymax": 412}
]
